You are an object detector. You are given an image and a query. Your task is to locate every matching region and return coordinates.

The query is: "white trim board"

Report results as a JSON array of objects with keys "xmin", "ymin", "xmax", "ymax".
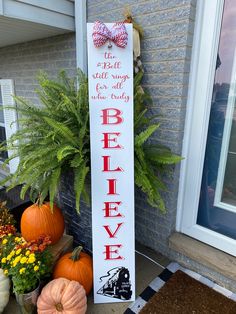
[
  {"xmin": 75, "ymin": 0, "xmax": 87, "ymax": 74},
  {"xmin": 0, "ymin": 0, "xmax": 75, "ymax": 31}
]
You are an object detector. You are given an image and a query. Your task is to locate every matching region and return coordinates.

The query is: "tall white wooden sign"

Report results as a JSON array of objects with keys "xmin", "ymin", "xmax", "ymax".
[{"xmin": 87, "ymin": 22, "xmax": 135, "ymax": 303}]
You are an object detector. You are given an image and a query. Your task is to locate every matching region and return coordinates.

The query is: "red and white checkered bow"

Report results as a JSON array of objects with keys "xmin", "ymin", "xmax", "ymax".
[{"xmin": 92, "ymin": 21, "xmax": 128, "ymax": 49}]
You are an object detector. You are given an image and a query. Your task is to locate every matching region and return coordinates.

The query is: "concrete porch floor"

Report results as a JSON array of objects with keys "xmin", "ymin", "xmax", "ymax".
[{"xmin": 4, "ymin": 243, "xmax": 170, "ymax": 314}]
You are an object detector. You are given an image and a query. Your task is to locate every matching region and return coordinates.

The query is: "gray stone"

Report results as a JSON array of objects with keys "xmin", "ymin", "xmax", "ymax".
[{"xmin": 169, "ymin": 233, "xmax": 236, "ymax": 292}]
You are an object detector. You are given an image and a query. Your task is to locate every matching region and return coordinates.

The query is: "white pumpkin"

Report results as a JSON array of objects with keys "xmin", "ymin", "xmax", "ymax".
[{"xmin": 0, "ymin": 268, "xmax": 10, "ymax": 313}]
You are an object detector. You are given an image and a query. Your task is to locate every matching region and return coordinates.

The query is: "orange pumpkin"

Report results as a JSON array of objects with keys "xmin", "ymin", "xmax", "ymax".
[
  {"xmin": 21, "ymin": 202, "xmax": 65, "ymax": 245},
  {"xmin": 37, "ymin": 278, "xmax": 87, "ymax": 314},
  {"xmin": 53, "ymin": 246, "xmax": 93, "ymax": 295}
]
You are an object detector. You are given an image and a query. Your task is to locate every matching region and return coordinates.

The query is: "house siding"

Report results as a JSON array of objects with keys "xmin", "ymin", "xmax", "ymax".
[{"xmin": 0, "ymin": 33, "xmax": 76, "ymax": 106}]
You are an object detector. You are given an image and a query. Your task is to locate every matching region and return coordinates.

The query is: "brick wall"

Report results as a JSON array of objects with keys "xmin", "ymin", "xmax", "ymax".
[
  {"xmin": 0, "ymin": 33, "xmax": 76, "ymax": 106},
  {"xmin": 87, "ymin": 0, "xmax": 197, "ymax": 255}
]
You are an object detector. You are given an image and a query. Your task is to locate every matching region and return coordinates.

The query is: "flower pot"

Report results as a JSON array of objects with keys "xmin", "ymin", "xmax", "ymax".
[{"xmin": 15, "ymin": 285, "xmax": 40, "ymax": 314}]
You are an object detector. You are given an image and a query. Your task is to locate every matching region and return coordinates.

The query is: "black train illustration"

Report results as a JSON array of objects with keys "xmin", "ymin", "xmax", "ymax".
[{"xmin": 97, "ymin": 267, "xmax": 132, "ymax": 300}]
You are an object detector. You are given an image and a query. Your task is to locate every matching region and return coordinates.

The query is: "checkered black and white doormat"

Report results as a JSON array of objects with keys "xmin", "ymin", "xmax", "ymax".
[{"xmin": 124, "ymin": 262, "xmax": 236, "ymax": 314}]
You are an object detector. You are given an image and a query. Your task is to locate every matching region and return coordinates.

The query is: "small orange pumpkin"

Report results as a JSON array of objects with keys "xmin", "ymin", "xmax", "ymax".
[
  {"xmin": 53, "ymin": 246, "xmax": 93, "ymax": 295},
  {"xmin": 37, "ymin": 278, "xmax": 87, "ymax": 314},
  {"xmin": 21, "ymin": 202, "xmax": 65, "ymax": 245}
]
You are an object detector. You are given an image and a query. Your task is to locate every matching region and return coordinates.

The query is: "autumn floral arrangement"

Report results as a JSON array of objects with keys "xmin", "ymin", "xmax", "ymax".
[
  {"xmin": 0, "ymin": 234, "xmax": 52, "ymax": 294},
  {"xmin": 0, "ymin": 201, "xmax": 16, "ymax": 238}
]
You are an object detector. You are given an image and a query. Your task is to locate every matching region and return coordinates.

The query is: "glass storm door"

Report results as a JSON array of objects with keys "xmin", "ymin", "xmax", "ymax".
[
  {"xmin": 197, "ymin": 0, "xmax": 236, "ymax": 240},
  {"xmin": 179, "ymin": 0, "xmax": 236, "ymax": 256}
]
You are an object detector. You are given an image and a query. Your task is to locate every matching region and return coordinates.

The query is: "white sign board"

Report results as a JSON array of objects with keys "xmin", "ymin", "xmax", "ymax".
[{"xmin": 87, "ymin": 22, "xmax": 135, "ymax": 304}]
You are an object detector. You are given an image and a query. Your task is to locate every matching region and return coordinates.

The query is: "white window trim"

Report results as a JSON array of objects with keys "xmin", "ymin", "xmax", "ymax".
[
  {"xmin": 0, "ymin": 79, "xmax": 19, "ymax": 174},
  {"xmin": 176, "ymin": 0, "xmax": 236, "ymax": 256}
]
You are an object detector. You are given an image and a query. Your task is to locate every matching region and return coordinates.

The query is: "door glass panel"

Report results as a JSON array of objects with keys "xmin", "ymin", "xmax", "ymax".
[{"xmin": 197, "ymin": 0, "xmax": 236, "ymax": 239}]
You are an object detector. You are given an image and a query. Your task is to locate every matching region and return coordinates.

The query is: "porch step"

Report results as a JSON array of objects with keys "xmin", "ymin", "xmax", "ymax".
[{"xmin": 169, "ymin": 232, "xmax": 236, "ymax": 284}]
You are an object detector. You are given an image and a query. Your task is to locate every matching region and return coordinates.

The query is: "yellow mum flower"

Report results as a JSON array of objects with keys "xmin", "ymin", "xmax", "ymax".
[
  {"xmin": 3, "ymin": 270, "xmax": 8, "ymax": 275},
  {"xmin": 19, "ymin": 268, "xmax": 26, "ymax": 274},
  {"xmin": 12, "ymin": 256, "xmax": 21, "ymax": 267},
  {"xmin": 14, "ymin": 237, "xmax": 21, "ymax": 243},
  {"xmin": 29, "ymin": 253, "xmax": 35, "ymax": 258},
  {"xmin": 25, "ymin": 250, "xmax": 31, "ymax": 256},
  {"xmin": 28, "ymin": 256, "xmax": 36, "ymax": 264},
  {"xmin": 34, "ymin": 265, "xmax": 39, "ymax": 272},
  {"xmin": 16, "ymin": 249, "xmax": 22, "ymax": 255},
  {"xmin": 14, "ymin": 256, "xmax": 21, "ymax": 264},
  {"xmin": 2, "ymin": 239, "xmax": 8, "ymax": 245},
  {"xmin": 1, "ymin": 257, "xmax": 6, "ymax": 263},
  {"xmin": 12, "ymin": 258, "xmax": 17, "ymax": 266},
  {"xmin": 20, "ymin": 257, "xmax": 27, "ymax": 264},
  {"xmin": 6, "ymin": 254, "xmax": 13, "ymax": 261}
]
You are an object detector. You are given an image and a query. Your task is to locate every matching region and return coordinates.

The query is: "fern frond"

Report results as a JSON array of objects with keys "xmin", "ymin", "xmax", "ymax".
[
  {"xmin": 43, "ymin": 117, "xmax": 78, "ymax": 147},
  {"xmin": 57, "ymin": 146, "xmax": 79, "ymax": 162},
  {"xmin": 135, "ymin": 158, "xmax": 154, "ymax": 201},
  {"xmin": 49, "ymin": 167, "xmax": 61, "ymax": 211},
  {"xmin": 70, "ymin": 154, "xmax": 83, "ymax": 168},
  {"xmin": 82, "ymin": 182, "xmax": 90, "ymax": 206},
  {"xmin": 135, "ymin": 124, "xmax": 160, "ymax": 147},
  {"xmin": 74, "ymin": 163, "xmax": 89, "ymax": 213},
  {"xmin": 144, "ymin": 146, "xmax": 183, "ymax": 165}
]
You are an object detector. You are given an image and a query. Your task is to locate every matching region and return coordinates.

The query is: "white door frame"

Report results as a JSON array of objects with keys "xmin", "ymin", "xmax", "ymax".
[{"xmin": 176, "ymin": 0, "xmax": 236, "ymax": 256}]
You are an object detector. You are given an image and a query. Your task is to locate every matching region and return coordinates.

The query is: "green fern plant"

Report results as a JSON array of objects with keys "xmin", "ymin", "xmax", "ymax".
[
  {"xmin": 0, "ymin": 70, "xmax": 90, "ymax": 212},
  {"xmin": 0, "ymin": 70, "xmax": 181, "ymax": 213}
]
